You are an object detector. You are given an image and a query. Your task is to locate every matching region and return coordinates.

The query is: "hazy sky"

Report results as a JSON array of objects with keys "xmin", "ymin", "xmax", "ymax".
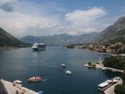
[{"xmin": 0, "ymin": 0, "xmax": 125, "ymax": 37}]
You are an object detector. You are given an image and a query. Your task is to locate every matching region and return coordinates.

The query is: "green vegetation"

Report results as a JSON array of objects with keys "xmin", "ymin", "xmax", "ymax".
[
  {"xmin": 99, "ymin": 16, "xmax": 125, "ymax": 43},
  {"xmin": 115, "ymin": 84, "xmax": 125, "ymax": 94},
  {"xmin": 87, "ymin": 62, "xmax": 96, "ymax": 67},
  {"xmin": 88, "ymin": 62, "xmax": 92, "ymax": 66},
  {"xmin": 115, "ymin": 66, "xmax": 125, "ymax": 94},
  {"xmin": 0, "ymin": 27, "xmax": 27, "ymax": 47},
  {"xmin": 103, "ymin": 56, "xmax": 125, "ymax": 69},
  {"xmin": 96, "ymin": 62, "xmax": 99, "ymax": 64},
  {"xmin": 110, "ymin": 37, "xmax": 125, "ymax": 44}
]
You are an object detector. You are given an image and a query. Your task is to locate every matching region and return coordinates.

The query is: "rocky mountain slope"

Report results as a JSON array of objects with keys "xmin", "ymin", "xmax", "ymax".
[
  {"xmin": 98, "ymin": 16, "xmax": 125, "ymax": 43},
  {"xmin": 21, "ymin": 33, "xmax": 99, "ymax": 46},
  {"xmin": 0, "ymin": 27, "xmax": 26, "ymax": 47}
]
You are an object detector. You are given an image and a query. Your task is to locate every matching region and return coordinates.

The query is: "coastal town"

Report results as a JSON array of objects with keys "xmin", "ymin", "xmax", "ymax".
[
  {"xmin": 84, "ymin": 62, "xmax": 123, "ymax": 94},
  {"xmin": 0, "ymin": 0, "xmax": 125, "ymax": 94},
  {"xmin": 66, "ymin": 42, "xmax": 125, "ymax": 94},
  {"xmin": 66, "ymin": 42, "xmax": 125, "ymax": 55}
]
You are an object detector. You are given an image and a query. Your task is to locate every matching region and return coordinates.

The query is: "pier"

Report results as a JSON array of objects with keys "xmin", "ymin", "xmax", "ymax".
[
  {"xmin": 104, "ymin": 79, "xmax": 122, "ymax": 94},
  {"xmin": 0, "ymin": 79, "xmax": 37, "ymax": 94},
  {"xmin": 84, "ymin": 63, "xmax": 124, "ymax": 73}
]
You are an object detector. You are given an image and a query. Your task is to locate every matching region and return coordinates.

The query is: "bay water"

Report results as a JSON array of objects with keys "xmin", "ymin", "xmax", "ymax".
[{"xmin": 0, "ymin": 46, "xmax": 120, "ymax": 94}]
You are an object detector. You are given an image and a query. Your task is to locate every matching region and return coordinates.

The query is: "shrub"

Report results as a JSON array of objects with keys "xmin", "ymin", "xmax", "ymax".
[
  {"xmin": 115, "ymin": 84, "xmax": 125, "ymax": 94},
  {"xmin": 103, "ymin": 56, "xmax": 125, "ymax": 69},
  {"xmin": 88, "ymin": 62, "xmax": 92, "ymax": 66}
]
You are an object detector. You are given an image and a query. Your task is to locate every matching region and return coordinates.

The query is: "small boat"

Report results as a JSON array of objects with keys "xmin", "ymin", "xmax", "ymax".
[
  {"xmin": 112, "ymin": 77, "xmax": 121, "ymax": 83},
  {"xmin": 28, "ymin": 76, "xmax": 42, "ymax": 82},
  {"xmin": 61, "ymin": 64, "xmax": 66, "ymax": 68},
  {"xmin": 65, "ymin": 70, "xmax": 72, "ymax": 75},
  {"xmin": 98, "ymin": 80, "xmax": 112, "ymax": 91},
  {"xmin": 98, "ymin": 77, "xmax": 121, "ymax": 92},
  {"xmin": 13, "ymin": 80, "xmax": 22, "ymax": 86},
  {"xmin": 98, "ymin": 81, "xmax": 108, "ymax": 88}
]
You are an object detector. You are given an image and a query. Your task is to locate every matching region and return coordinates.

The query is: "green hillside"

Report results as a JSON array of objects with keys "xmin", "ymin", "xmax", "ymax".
[{"xmin": 0, "ymin": 27, "xmax": 26, "ymax": 47}]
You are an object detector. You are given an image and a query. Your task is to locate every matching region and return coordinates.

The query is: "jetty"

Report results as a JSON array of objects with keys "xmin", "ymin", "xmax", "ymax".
[
  {"xmin": 84, "ymin": 63, "xmax": 124, "ymax": 73},
  {"xmin": 0, "ymin": 79, "xmax": 37, "ymax": 94},
  {"xmin": 102, "ymin": 67, "xmax": 124, "ymax": 73},
  {"xmin": 104, "ymin": 79, "xmax": 123, "ymax": 94}
]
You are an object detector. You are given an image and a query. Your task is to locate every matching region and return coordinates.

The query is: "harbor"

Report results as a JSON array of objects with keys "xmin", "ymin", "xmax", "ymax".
[
  {"xmin": 104, "ymin": 79, "xmax": 122, "ymax": 94},
  {"xmin": 98, "ymin": 77, "xmax": 122, "ymax": 94},
  {"xmin": 0, "ymin": 79, "xmax": 38, "ymax": 94},
  {"xmin": 0, "ymin": 47, "xmax": 122, "ymax": 94}
]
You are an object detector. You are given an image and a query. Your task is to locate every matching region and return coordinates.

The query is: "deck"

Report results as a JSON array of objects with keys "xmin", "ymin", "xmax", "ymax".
[
  {"xmin": 104, "ymin": 80, "xmax": 122, "ymax": 94},
  {"xmin": 0, "ymin": 79, "xmax": 37, "ymax": 94}
]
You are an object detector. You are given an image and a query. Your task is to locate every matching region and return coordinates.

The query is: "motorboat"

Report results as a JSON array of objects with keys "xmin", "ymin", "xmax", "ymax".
[
  {"xmin": 61, "ymin": 64, "xmax": 66, "ymax": 68},
  {"xmin": 13, "ymin": 80, "xmax": 22, "ymax": 86},
  {"xmin": 98, "ymin": 81, "xmax": 108, "ymax": 88},
  {"xmin": 28, "ymin": 76, "xmax": 42, "ymax": 82},
  {"xmin": 112, "ymin": 77, "xmax": 121, "ymax": 83},
  {"xmin": 65, "ymin": 70, "xmax": 72, "ymax": 75},
  {"xmin": 32, "ymin": 43, "xmax": 46, "ymax": 51},
  {"xmin": 98, "ymin": 77, "xmax": 121, "ymax": 91},
  {"xmin": 98, "ymin": 80, "xmax": 112, "ymax": 91}
]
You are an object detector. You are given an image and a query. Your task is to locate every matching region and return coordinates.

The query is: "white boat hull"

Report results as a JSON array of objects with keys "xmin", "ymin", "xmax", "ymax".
[
  {"xmin": 32, "ymin": 43, "xmax": 46, "ymax": 51},
  {"xmin": 32, "ymin": 48, "xmax": 46, "ymax": 51}
]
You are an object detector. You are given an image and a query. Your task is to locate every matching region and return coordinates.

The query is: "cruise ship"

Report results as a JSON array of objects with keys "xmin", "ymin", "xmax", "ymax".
[{"xmin": 32, "ymin": 43, "xmax": 46, "ymax": 51}]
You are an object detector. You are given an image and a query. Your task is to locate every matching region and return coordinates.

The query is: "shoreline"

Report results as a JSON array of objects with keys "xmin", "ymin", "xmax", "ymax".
[
  {"xmin": 0, "ymin": 79, "xmax": 37, "ymax": 94},
  {"xmin": 84, "ymin": 63, "xmax": 124, "ymax": 73},
  {"xmin": 104, "ymin": 79, "xmax": 123, "ymax": 94},
  {"xmin": 88, "ymin": 49, "xmax": 125, "ymax": 57}
]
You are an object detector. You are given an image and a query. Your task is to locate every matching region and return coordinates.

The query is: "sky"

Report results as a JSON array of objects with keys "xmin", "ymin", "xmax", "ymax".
[{"xmin": 0, "ymin": 0, "xmax": 125, "ymax": 37}]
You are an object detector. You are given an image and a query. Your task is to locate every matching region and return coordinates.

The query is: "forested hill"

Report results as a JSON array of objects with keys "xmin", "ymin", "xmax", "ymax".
[{"xmin": 0, "ymin": 27, "xmax": 26, "ymax": 47}]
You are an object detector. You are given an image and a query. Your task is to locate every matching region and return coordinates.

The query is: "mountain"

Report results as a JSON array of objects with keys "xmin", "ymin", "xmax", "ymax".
[
  {"xmin": 98, "ymin": 16, "xmax": 125, "ymax": 43},
  {"xmin": 21, "ymin": 33, "xmax": 100, "ymax": 46},
  {"xmin": 0, "ymin": 27, "xmax": 27, "ymax": 47}
]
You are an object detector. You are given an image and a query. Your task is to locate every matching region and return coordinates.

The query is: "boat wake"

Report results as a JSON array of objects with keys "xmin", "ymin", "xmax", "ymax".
[{"xmin": 42, "ymin": 78, "xmax": 48, "ymax": 82}]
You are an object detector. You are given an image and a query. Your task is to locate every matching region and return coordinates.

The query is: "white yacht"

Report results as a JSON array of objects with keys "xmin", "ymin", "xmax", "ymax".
[
  {"xmin": 65, "ymin": 70, "xmax": 72, "ymax": 75},
  {"xmin": 61, "ymin": 64, "xmax": 66, "ymax": 68},
  {"xmin": 32, "ymin": 43, "xmax": 46, "ymax": 51}
]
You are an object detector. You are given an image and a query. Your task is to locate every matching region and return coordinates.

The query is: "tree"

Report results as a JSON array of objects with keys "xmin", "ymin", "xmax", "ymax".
[
  {"xmin": 103, "ymin": 56, "xmax": 125, "ymax": 69},
  {"xmin": 115, "ymin": 84, "xmax": 125, "ymax": 94},
  {"xmin": 88, "ymin": 62, "xmax": 92, "ymax": 66}
]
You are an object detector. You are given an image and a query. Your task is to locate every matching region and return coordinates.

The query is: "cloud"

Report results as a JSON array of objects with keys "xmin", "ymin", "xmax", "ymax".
[
  {"xmin": 64, "ymin": 7, "xmax": 107, "ymax": 34},
  {"xmin": 0, "ymin": 0, "xmax": 18, "ymax": 12},
  {"xmin": 0, "ymin": 1, "xmax": 63, "ymax": 37},
  {"xmin": 0, "ymin": 0, "xmax": 17, "ymax": 5},
  {"xmin": 0, "ymin": 10, "xmax": 60, "ymax": 36},
  {"xmin": 65, "ymin": 7, "xmax": 106, "ymax": 24},
  {"xmin": 0, "ymin": 1, "xmax": 110, "ymax": 37}
]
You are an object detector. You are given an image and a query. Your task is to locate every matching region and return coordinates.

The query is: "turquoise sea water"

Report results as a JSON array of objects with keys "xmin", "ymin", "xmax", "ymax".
[{"xmin": 0, "ymin": 46, "xmax": 121, "ymax": 94}]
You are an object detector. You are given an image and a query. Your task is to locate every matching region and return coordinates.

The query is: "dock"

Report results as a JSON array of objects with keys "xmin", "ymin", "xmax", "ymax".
[
  {"xmin": 98, "ymin": 83, "xmax": 113, "ymax": 92},
  {"xmin": 0, "ymin": 79, "xmax": 37, "ymax": 94},
  {"xmin": 104, "ymin": 79, "xmax": 123, "ymax": 94},
  {"xmin": 84, "ymin": 63, "xmax": 124, "ymax": 73},
  {"xmin": 102, "ymin": 67, "xmax": 124, "ymax": 73}
]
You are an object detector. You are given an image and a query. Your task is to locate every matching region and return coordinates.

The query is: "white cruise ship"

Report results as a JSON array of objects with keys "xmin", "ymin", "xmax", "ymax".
[{"xmin": 32, "ymin": 43, "xmax": 46, "ymax": 51}]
